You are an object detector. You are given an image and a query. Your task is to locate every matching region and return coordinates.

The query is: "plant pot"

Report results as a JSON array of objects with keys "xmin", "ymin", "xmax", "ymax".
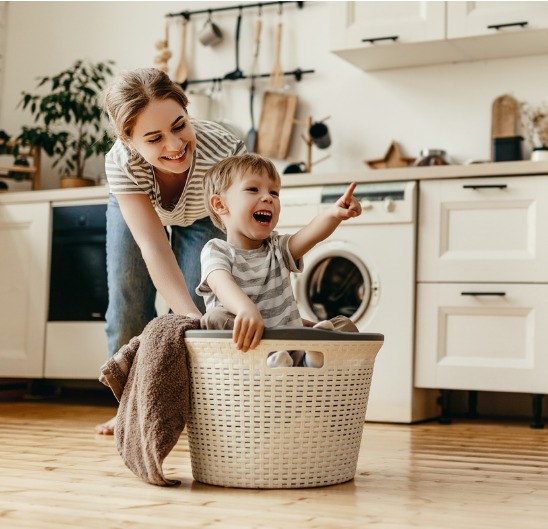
[
  {"xmin": 531, "ymin": 147, "xmax": 548, "ymax": 162},
  {"xmin": 60, "ymin": 177, "xmax": 96, "ymax": 188}
]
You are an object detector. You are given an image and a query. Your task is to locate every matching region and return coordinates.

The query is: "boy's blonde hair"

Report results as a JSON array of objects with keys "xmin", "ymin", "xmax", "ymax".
[{"xmin": 203, "ymin": 153, "xmax": 281, "ymax": 232}]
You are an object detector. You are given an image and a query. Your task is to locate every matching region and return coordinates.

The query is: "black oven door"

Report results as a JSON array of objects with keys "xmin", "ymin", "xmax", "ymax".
[{"xmin": 48, "ymin": 204, "xmax": 108, "ymax": 321}]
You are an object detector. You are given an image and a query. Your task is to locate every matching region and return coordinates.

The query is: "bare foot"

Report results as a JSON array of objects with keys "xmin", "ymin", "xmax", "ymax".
[{"xmin": 95, "ymin": 415, "xmax": 116, "ymax": 435}]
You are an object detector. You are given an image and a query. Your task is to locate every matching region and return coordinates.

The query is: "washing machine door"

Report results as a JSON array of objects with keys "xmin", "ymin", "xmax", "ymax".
[{"xmin": 294, "ymin": 243, "xmax": 373, "ymax": 323}]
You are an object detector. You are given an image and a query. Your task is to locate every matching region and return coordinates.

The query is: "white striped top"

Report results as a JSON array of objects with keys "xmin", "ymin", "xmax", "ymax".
[
  {"xmin": 196, "ymin": 233, "xmax": 304, "ymax": 328},
  {"xmin": 104, "ymin": 119, "xmax": 246, "ymax": 227}
]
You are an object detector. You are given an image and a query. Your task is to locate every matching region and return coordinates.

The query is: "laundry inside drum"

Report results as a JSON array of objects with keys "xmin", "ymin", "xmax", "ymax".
[{"xmin": 306, "ymin": 256, "xmax": 371, "ymax": 321}]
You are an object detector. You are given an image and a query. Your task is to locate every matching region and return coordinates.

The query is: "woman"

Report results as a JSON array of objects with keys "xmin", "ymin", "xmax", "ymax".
[{"xmin": 96, "ymin": 68, "xmax": 245, "ymax": 434}]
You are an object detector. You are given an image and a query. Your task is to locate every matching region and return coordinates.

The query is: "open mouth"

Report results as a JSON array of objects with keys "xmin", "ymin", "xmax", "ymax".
[
  {"xmin": 253, "ymin": 210, "xmax": 272, "ymax": 225},
  {"xmin": 162, "ymin": 147, "xmax": 186, "ymax": 161}
]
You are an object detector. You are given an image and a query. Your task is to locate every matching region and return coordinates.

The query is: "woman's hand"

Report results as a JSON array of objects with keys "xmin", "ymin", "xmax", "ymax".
[{"xmin": 233, "ymin": 306, "xmax": 265, "ymax": 352}]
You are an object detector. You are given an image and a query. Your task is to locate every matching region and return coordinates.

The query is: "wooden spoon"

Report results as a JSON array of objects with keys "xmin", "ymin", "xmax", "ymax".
[
  {"xmin": 269, "ymin": 20, "xmax": 284, "ymax": 89},
  {"xmin": 175, "ymin": 18, "xmax": 188, "ymax": 85}
]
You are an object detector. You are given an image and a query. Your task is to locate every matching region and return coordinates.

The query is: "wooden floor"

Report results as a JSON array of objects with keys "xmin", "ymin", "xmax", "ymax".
[{"xmin": 0, "ymin": 400, "xmax": 547, "ymax": 529}]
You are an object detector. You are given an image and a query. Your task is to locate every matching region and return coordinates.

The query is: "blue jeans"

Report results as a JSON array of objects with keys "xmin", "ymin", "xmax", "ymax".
[{"xmin": 105, "ymin": 194, "xmax": 225, "ymax": 357}]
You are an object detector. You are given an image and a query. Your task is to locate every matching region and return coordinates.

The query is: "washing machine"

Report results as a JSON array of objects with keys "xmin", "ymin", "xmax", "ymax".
[{"xmin": 278, "ymin": 180, "xmax": 437, "ymax": 423}]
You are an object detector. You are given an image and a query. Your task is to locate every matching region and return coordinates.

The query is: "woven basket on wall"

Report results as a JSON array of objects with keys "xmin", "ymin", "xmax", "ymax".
[{"xmin": 184, "ymin": 327, "xmax": 384, "ymax": 489}]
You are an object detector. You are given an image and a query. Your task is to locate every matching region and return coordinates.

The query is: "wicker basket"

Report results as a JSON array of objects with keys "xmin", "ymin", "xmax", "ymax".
[{"xmin": 184, "ymin": 327, "xmax": 384, "ymax": 489}]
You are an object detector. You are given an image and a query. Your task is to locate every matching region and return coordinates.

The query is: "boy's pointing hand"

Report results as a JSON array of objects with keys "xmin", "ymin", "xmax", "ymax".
[{"xmin": 335, "ymin": 182, "xmax": 362, "ymax": 220}]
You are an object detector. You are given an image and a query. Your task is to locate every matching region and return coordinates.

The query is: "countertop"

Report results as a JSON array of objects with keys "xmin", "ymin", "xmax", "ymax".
[{"xmin": 1, "ymin": 160, "xmax": 548, "ymax": 204}]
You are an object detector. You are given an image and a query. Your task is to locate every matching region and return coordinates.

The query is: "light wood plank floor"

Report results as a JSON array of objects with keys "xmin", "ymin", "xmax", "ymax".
[{"xmin": 0, "ymin": 401, "xmax": 547, "ymax": 529}]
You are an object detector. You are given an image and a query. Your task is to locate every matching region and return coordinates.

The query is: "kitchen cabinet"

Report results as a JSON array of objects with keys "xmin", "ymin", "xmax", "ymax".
[
  {"xmin": 330, "ymin": 1, "xmax": 548, "ymax": 71},
  {"xmin": 330, "ymin": 1, "xmax": 446, "ymax": 48},
  {"xmin": 417, "ymin": 176, "xmax": 548, "ymax": 283},
  {"xmin": 415, "ymin": 282, "xmax": 548, "ymax": 394},
  {"xmin": 415, "ymin": 175, "xmax": 548, "ymax": 425},
  {"xmin": 447, "ymin": 1, "xmax": 548, "ymax": 38},
  {"xmin": 0, "ymin": 202, "xmax": 50, "ymax": 377}
]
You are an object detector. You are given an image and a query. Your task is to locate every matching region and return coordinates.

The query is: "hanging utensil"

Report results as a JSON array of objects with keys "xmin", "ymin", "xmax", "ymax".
[
  {"xmin": 154, "ymin": 18, "xmax": 172, "ymax": 74},
  {"xmin": 245, "ymin": 13, "xmax": 262, "ymax": 152},
  {"xmin": 175, "ymin": 17, "xmax": 188, "ymax": 85},
  {"xmin": 269, "ymin": 7, "xmax": 284, "ymax": 89},
  {"xmin": 224, "ymin": 12, "xmax": 244, "ymax": 81}
]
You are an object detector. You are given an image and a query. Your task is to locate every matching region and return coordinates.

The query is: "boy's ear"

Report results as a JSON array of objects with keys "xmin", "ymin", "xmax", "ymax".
[{"xmin": 210, "ymin": 194, "xmax": 228, "ymax": 215}]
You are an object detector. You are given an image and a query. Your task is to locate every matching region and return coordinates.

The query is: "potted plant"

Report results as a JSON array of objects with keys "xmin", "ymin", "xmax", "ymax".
[
  {"xmin": 520, "ymin": 101, "xmax": 548, "ymax": 161},
  {"xmin": 15, "ymin": 59, "xmax": 115, "ymax": 187}
]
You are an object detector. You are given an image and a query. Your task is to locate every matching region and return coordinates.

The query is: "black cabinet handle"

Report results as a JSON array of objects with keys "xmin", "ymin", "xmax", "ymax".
[
  {"xmin": 487, "ymin": 21, "xmax": 528, "ymax": 30},
  {"xmin": 462, "ymin": 184, "xmax": 508, "ymax": 189},
  {"xmin": 461, "ymin": 291, "xmax": 506, "ymax": 297},
  {"xmin": 362, "ymin": 35, "xmax": 399, "ymax": 44}
]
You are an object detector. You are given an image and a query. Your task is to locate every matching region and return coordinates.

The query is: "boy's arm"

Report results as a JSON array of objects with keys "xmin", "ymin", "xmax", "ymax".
[
  {"xmin": 288, "ymin": 182, "xmax": 361, "ymax": 260},
  {"xmin": 206, "ymin": 269, "xmax": 265, "ymax": 352}
]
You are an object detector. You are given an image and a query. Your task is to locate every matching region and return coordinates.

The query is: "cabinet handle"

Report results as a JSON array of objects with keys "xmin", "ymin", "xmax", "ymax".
[
  {"xmin": 462, "ymin": 184, "xmax": 508, "ymax": 189},
  {"xmin": 461, "ymin": 291, "xmax": 506, "ymax": 297},
  {"xmin": 487, "ymin": 21, "xmax": 528, "ymax": 30},
  {"xmin": 362, "ymin": 35, "xmax": 399, "ymax": 44}
]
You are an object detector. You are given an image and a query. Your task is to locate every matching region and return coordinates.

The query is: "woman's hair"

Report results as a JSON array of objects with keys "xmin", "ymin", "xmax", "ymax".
[
  {"xmin": 103, "ymin": 68, "xmax": 189, "ymax": 141},
  {"xmin": 203, "ymin": 153, "xmax": 281, "ymax": 232}
]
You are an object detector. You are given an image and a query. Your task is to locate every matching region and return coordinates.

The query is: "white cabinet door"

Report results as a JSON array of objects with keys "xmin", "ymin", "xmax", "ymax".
[
  {"xmin": 415, "ymin": 283, "xmax": 548, "ymax": 394},
  {"xmin": 0, "ymin": 202, "xmax": 50, "ymax": 377},
  {"xmin": 448, "ymin": 1, "xmax": 548, "ymax": 38},
  {"xmin": 418, "ymin": 176, "xmax": 548, "ymax": 283},
  {"xmin": 331, "ymin": 1, "xmax": 446, "ymax": 49},
  {"xmin": 329, "ymin": 1, "xmax": 462, "ymax": 72}
]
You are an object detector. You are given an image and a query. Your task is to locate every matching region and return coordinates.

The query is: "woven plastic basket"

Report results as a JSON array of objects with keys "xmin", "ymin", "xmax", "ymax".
[{"xmin": 184, "ymin": 327, "xmax": 384, "ymax": 489}]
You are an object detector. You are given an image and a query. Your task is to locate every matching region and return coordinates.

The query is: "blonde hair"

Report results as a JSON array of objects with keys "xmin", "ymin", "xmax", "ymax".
[
  {"xmin": 203, "ymin": 153, "xmax": 281, "ymax": 232},
  {"xmin": 103, "ymin": 68, "xmax": 189, "ymax": 141}
]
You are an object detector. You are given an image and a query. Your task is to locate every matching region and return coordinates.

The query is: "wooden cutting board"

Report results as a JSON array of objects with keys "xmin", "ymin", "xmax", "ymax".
[{"xmin": 256, "ymin": 91, "xmax": 298, "ymax": 159}]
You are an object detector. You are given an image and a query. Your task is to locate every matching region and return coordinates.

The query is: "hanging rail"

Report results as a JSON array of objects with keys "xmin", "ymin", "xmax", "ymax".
[
  {"xmin": 183, "ymin": 67, "xmax": 314, "ymax": 89},
  {"xmin": 166, "ymin": 1, "xmax": 304, "ymax": 20}
]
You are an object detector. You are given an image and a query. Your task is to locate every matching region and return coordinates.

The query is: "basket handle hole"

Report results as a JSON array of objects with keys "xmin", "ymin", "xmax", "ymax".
[{"xmin": 266, "ymin": 349, "xmax": 324, "ymax": 368}]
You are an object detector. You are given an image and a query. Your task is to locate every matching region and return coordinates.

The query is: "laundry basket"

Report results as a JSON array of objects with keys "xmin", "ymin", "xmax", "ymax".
[{"xmin": 184, "ymin": 327, "xmax": 384, "ymax": 489}]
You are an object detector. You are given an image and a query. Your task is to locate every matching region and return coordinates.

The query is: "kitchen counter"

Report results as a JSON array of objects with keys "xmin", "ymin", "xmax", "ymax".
[
  {"xmin": 280, "ymin": 159, "xmax": 548, "ymax": 187},
  {"xmin": 1, "ymin": 160, "xmax": 548, "ymax": 204},
  {"xmin": 0, "ymin": 184, "xmax": 109, "ymax": 204}
]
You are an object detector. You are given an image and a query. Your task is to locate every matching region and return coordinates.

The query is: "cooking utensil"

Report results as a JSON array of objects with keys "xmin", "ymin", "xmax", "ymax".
[
  {"xmin": 224, "ymin": 13, "xmax": 243, "ymax": 81},
  {"xmin": 256, "ymin": 91, "xmax": 298, "ymax": 159},
  {"xmin": 269, "ymin": 18, "xmax": 284, "ymax": 89},
  {"xmin": 199, "ymin": 12, "xmax": 223, "ymax": 47},
  {"xmin": 175, "ymin": 18, "xmax": 188, "ymax": 85},
  {"xmin": 245, "ymin": 15, "xmax": 262, "ymax": 152}
]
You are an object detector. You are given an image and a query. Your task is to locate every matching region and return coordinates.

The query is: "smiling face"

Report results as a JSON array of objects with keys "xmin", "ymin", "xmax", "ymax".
[
  {"xmin": 213, "ymin": 168, "xmax": 281, "ymax": 250},
  {"xmin": 129, "ymin": 98, "xmax": 197, "ymax": 178}
]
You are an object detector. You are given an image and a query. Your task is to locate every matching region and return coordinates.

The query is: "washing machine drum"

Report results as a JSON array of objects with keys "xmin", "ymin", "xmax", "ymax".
[{"xmin": 298, "ymin": 251, "xmax": 372, "ymax": 322}]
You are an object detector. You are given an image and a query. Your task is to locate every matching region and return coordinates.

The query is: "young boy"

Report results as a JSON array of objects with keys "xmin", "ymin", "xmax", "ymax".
[{"xmin": 196, "ymin": 153, "xmax": 362, "ymax": 367}]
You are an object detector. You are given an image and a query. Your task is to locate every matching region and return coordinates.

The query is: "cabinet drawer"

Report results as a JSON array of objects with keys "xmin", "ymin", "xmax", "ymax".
[
  {"xmin": 415, "ymin": 283, "xmax": 548, "ymax": 393},
  {"xmin": 418, "ymin": 176, "xmax": 548, "ymax": 282}
]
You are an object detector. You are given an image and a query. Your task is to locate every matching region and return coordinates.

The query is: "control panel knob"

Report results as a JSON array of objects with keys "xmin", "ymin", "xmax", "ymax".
[
  {"xmin": 383, "ymin": 198, "xmax": 396, "ymax": 212},
  {"xmin": 360, "ymin": 199, "xmax": 373, "ymax": 210}
]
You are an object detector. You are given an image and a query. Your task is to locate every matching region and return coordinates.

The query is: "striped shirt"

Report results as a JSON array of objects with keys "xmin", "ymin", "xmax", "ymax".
[
  {"xmin": 196, "ymin": 233, "xmax": 304, "ymax": 328},
  {"xmin": 104, "ymin": 119, "xmax": 246, "ymax": 227}
]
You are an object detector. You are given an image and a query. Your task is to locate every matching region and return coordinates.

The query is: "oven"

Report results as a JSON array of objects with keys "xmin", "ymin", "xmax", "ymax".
[{"xmin": 45, "ymin": 201, "xmax": 109, "ymax": 379}]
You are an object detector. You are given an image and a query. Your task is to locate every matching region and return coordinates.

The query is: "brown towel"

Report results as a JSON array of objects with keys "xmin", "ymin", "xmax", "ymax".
[{"xmin": 100, "ymin": 314, "xmax": 199, "ymax": 486}]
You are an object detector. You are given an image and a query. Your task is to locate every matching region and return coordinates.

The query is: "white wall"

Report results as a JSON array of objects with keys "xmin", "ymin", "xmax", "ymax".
[{"xmin": 2, "ymin": 1, "xmax": 548, "ymax": 189}]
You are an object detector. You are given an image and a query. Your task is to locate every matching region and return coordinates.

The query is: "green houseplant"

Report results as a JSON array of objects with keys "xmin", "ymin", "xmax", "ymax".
[{"xmin": 16, "ymin": 59, "xmax": 115, "ymax": 187}]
